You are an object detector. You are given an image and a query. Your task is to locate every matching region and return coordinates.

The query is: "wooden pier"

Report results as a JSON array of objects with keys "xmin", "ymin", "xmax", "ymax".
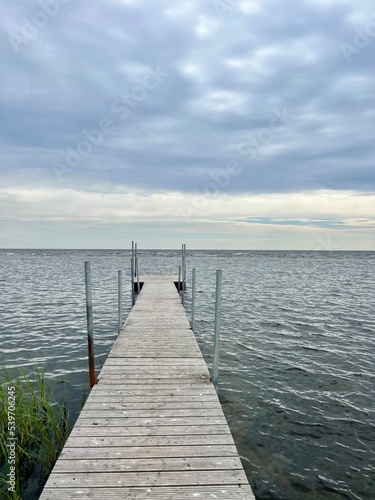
[{"xmin": 40, "ymin": 276, "xmax": 255, "ymax": 499}]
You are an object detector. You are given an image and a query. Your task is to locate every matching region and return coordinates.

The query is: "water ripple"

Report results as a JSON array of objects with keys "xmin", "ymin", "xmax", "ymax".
[{"xmin": 0, "ymin": 249, "xmax": 374, "ymax": 499}]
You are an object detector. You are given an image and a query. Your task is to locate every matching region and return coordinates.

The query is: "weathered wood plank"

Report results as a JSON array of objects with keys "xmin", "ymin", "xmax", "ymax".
[
  {"xmin": 83, "ymin": 401, "xmax": 221, "ymax": 411},
  {"xmin": 63, "ymin": 434, "xmax": 234, "ymax": 448},
  {"xmin": 115, "ymin": 324, "xmax": 193, "ymax": 330},
  {"xmin": 98, "ymin": 364, "xmax": 207, "ymax": 372},
  {"xmin": 91, "ymin": 382, "xmax": 215, "ymax": 392},
  {"xmin": 113, "ymin": 334, "xmax": 196, "ymax": 339},
  {"xmin": 108, "ymin": 352, "xmax": 203, "ymax": 358},
  {"xmin": 96, "ymin": 378, "xmax": 211, "ymax": 385},
  {"xmin": 107, "ymin": 352, "xmax": 203, "ymax": 357},
  {"xmin": 96, "ymin": 375, "xmax": 211, "ymax": 383},
  {"xmin": 73, "ymin": 416, "xmax": 229, "ymax": 427},
  {"xmin": 110, "ymin": 341, "xmax": 200, "ymax": 345},
  {"xmin": 103, "ymin": 358, "xmax": 204, "ymax": 366},
  {"xmin": 97, "ymin": 367, "xmax": 209, "ymax": 375},
  {"xmin": 78, "ymin": 408, "xmax": 224, "ymax": 419},
  {"xmin": 43, "ymin": 469, "xmax": 250, "ymax": 488},
  {"xmin": 89, "ymin": 388, "xmax": 217, "ymax": 397},
  {"xmin": 86, "ymin": 397, "xmax": 219, "ymax": 404},
  {"xmin": 97, "ymin": 373, "xmax": 211, "ymax": 382},
  {"xmin": 52, "ymin": 456, "xmax": 243, "ymax": 473},
  {"xmin": 108, "ymin": 344, "xmax": 202, "ymax": 350},
  {"xmin": 40, "ymin": 485, "xmax": 253, "ymax": 499},
  {"xmin": 110, "ymin": 340, "xmax": 199, "ymax": 345},
  {"xmin": 58, "ymin": 445, "xmax": 240, "ymax": 460},
  {"xmin": 97, "ymin": 357, "xmax": 207, "ymax": 371},
  {"xmin": 69, "ymin": 425, "xmax": 231, "ymax": 438},
  {"xmin": 87, "ymin": 386, "xmax": 218, "ymax": 403},
  {"xmin": 108, "ymin": 348, "xmax": 202, "ymax": 353}
]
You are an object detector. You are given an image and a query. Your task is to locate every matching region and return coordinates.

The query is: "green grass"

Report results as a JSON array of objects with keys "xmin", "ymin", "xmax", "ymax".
[{"xmin": 0, "ymin": 366, "xmax": 70, "ymax": 499}]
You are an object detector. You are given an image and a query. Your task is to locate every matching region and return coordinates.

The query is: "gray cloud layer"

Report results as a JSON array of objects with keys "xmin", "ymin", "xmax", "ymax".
[
  {"xmin": 0, "ymin": 0, "xmax": 374, "ymax": 196},
  {"xmin": 0, "ymin": 1, "xmax": 374, "ymax": 250}
]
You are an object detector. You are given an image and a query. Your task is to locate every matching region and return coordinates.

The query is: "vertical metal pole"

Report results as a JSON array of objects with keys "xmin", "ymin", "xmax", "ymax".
[
  {"xmin": 183, "ymin": 244, "xmax": 187, "ymax": 285},
  {"xmin": 84, "ymin": 261, "xmax": 96, "ymax": 388},
  {"xmin": 191, "ymin": 268, "xmax": 196, "ymax": 331},
  {"xmin": 181, "ymin": 244, "xmax": 186, "ymax": 305},
  {"xmin": 131, "ymin": 257, "xmax": 135, "ymax": 306},
  {"xmin": 131, "ymin": 241, "xmax": 135, "ymax": 295},
  {"xmin": 178, "ymin": 266, "xmax": 182, "ymax": 296},
  {"xmin": 134, "ymin": 242, "xmax": 137, "ymax": 276},
  {"xmin": 212, "ymin": 269, "xmax": 222, "ymax": 392},
  {"xmin": 136, "ymin": 256, "xmax": 140, "ymax": 294},
  {"xmin": 181, "ymin": 244, "xmax": 184, "ymax": 304},
  {"xmin": 181, "ymin": 243, "xmax": 184, "ymax": 284},
  {"xmin": 134, "ymin": 242, "xmax": 139, "ymax": 293},
  {"xmin": 118, "ymin": 270, "xmax": 122, "ymax": 334}
]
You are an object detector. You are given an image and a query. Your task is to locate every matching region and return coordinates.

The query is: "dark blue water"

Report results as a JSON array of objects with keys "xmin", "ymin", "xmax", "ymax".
[{"xmin": 0, "ymin": 249, "xmax": 374, "ymax": 499}]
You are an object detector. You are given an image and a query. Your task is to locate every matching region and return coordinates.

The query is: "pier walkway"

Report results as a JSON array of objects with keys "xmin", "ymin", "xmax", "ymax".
[{"xmin": 40, "ymin": 276, "xmax": 255, "ymax": 499}]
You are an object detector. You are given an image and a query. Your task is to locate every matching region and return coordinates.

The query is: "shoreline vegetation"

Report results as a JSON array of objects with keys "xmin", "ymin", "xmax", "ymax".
[{"xmin": 0, "ymin": 366, "xmax": 70, "ymax": 499}]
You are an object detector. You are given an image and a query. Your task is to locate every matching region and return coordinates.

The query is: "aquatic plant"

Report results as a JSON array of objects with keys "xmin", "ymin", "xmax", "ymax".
[{"xmin": 0, "ymin": 366, "xmax": 70, "ymax": 499}]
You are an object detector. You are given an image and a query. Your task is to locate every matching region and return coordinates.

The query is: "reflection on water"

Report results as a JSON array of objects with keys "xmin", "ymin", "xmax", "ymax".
[{"xmin": 0, "ymin": 249, "xmax": 374, "ymax": 499}]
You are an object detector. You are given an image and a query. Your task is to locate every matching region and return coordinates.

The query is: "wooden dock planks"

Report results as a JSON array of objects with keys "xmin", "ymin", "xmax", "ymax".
[{"xmin": 40, "ymin": 275, "xmax": 255, "ymax": 499}]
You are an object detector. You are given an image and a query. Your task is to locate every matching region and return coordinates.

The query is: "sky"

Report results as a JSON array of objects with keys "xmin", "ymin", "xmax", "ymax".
[{"xmin": 0, "ymin": 0, "xmax": 374, "ymax": 250}]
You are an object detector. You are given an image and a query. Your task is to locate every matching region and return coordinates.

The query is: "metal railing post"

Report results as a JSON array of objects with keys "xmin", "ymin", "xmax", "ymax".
[
  {"xmin": 183, "ymin": 243, "xmax": 186, "ymax": 285},
  {"xmin": 135, "ymin": 245, "xmax": 140, "ymax": 294},
  {"xmin": 131, "ymin": 257, "xmax": 135, "ymax": 306},
  {"xmin": 181, "ymin": 244, "xmax": 184, "ymax": 305},
  {"xmin": 212, "ymin": 269, "xmax": 222, "ymax": 392},
  {"xmin": 181, "ymin": 243, "xmax": 186, "ymax": 305},
  {"xmin": 118, "ymin": 270, "xmax": 122, "ymax": 334},
  {"xmin": 178, "ymin": 266, "xmax": 182, "ymax": 296},
  {"xmin": 191, "ymin": 268, "xmax": 196, "ymax": 331},
  {"xmin": 84, "ymin": 261, "xmax": 96, "ymax": 388}
]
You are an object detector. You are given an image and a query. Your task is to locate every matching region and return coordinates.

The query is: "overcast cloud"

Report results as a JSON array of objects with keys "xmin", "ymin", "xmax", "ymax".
[{"xmin": 0, "ymin": 0, "xmax": 374, "ymax": 249}]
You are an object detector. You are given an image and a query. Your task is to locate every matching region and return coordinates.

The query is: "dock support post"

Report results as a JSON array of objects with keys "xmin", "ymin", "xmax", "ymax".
[
  {"xmin": 84, "ymin": 261, "xmax": 96, "ymax": 389},
  {"xmin": 178, "ymin": 266, "xmax": 182, "ymax": 296},
  {"xmin": 183, "ymin": 244, "xmax": 187, "ymax": 285},
  {"xmin": 181, "ymin": 244, "xmax": 186, "ymax": 305},
  {"xmin": 135, "ymin": 243, "xmax": 140, "ymax": 294},
  {"xmin": 118, "ymin": 270, "xmax": 122, "ymax": 334},
  {"xmin": 135, "ymin": 243, "xmax": 137, "ymax": 277},
  {"xmin": 191, "ymin": 268, "xmax": 196, "ymax": 331},
  {"xmin": 181, "ymin": 244, "xmax": 184, "ymax": 305},
  {"xmin": 131, "ymin": 257, "xmax": 135, "ymax": 306},
  {"xmin": 136, "ymin": 258, "xmax": 140, "ymax": 294},
  {"xmin": 212, "ymin": 269, "xmax": 222, "ymax": 392}
]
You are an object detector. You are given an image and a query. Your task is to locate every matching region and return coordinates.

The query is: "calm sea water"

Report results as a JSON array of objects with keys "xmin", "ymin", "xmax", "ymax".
[{"xmin": 0, "ymin": 249, "xmax": 374, "ymax": 499}]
